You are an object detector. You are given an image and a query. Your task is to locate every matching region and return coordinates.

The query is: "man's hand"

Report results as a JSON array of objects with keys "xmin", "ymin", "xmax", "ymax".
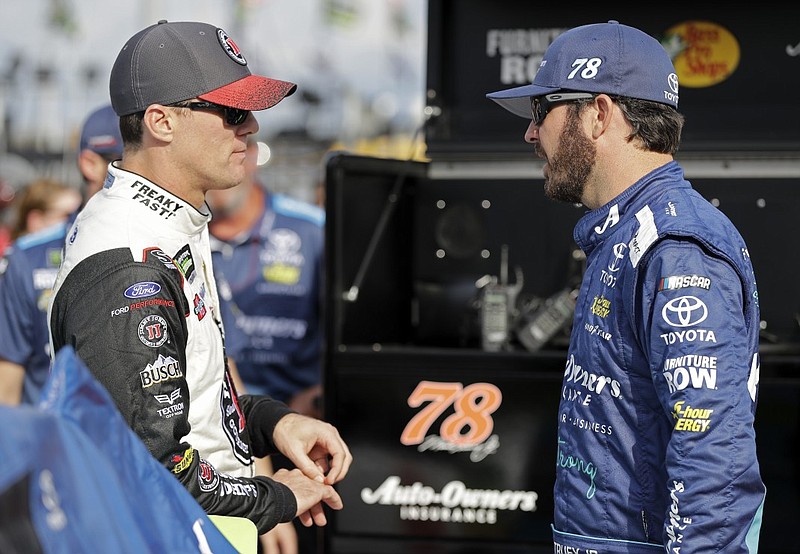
[
  {"xmin": 272, "ymin": 413, "xmax": 353, "ymax": 485},
  {"xmin": 259, "ymin": 521, "xmax": 298, "ymax": 554},
  {"xmin": 271, "ymin": 468, "xmax": 343, "ymax": 527},
  {"xmin": 254, "ymin": 456, "xmax": 299, "ymax": 553}
]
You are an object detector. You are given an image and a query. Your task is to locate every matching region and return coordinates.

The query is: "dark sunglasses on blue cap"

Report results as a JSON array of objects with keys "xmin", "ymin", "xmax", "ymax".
[
  {"xmin": 531, "ymin": 92, "xmax": 596, "ymax": 126},
  {"xmin": 168, "ymin": 100, "xmax": 250, "ymax": 126}
]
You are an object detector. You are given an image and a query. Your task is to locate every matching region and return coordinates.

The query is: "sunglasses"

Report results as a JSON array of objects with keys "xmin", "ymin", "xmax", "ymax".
[
  {"xmin": 169, "ymin": 100, "xmax": 250, "ymax": 126},
  {"xmin": 531, "ymin": 92, "xmax": 596, "ymax": 126}
]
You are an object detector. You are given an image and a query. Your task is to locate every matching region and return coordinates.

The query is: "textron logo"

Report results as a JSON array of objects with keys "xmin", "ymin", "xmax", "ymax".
[{"xmin": 661, "ymin": 296, "xmax": 707, "ymax": 328}]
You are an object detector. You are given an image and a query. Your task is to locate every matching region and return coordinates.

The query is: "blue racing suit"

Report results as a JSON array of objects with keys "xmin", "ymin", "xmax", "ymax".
[
  {"xmin": 0, "ymin": 220, "xmax": 73, "ymax": 404},
  {"xmin": 552, "ymin": 161, "xmax": 765, "ymax": 553},
  {"xmin": 210, "ymin": 192, "xmax": 324, "ymax": 403}
]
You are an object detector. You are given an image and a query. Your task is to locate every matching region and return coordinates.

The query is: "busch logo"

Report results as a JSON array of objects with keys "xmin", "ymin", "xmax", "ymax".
[{"xmin": 140, "ymin": 355, "xmax": 182, "ymax": 388}]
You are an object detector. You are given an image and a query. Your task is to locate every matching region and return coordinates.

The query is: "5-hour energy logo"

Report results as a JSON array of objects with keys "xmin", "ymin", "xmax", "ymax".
[
  {"xmin": 401, "ymin": 381, "xmax": 501, "ymax": 462},
  {"xmin": 672, "ymin": 400, "xmax": 714, "ymax": 432}
]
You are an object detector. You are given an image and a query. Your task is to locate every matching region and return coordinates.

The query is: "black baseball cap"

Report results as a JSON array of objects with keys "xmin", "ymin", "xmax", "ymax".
[{"xmin": 110, "ymin": 20, "xmax": 297, "ymax": 116}]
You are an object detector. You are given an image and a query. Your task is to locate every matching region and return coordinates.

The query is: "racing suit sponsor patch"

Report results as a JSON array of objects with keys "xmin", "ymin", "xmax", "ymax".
[
  {"xmin": 672, "ymin": 400, "xmax": 713, "ymax": 432},
  {"xmin": 556, "ymin": 438, "xmax": 597, "ymax": 499},
  {"xmin": 661, "ymin": 295, "xmax": 708, "ymax": 328},
  {"xmin": 154, "ymin": 388, "xmax": 185, "ymax": 418},
  {"xmin": 144, "ymin": 247, "xmax": 179, "ymax": 271},
  {"xmin": 173, "ymin": 244, "xmax": 196, "ymax": 283},
  {"xmin": 590, "ymin": 296, "xmax": 611, "ymax": 318},
  {"xmin": 129, "ymin": 180, "xmax": 185, "ymax": 220},
  {"xmin": 124, "ymin": 281, "xmax": 162, "ymax": 299},
  {"xmin": 140, "ymin": 355, "xmax": 182, "ymax": 388},
  {"xmin": 137, "ymin": 314, "xmax": 168, "ymax": 347},
  {"xmin": 197, "ymin": 458, "xmax": 220, "ymax": 492},
  {"xmin": 666, "ymin": 480, "xmax": 692, "ymax": 552},
  {"xmin": 261, "ymin": 228, "xmax": 304, "ymax": 285},
  {"xmin": 220, "ymin": 370, "xmax": 250, "ymax": 464},
  {"xmin": 662, "ymin": 355, "xmax": 717, "ymax": 392},
  {"xmin": 111, "ymin": 297, "xmax": 177, "ymax": 318},
  {"xmin": 171, "ymin": 448, "xmax": 194, "ymax": 474},
  {"xmin": 657, "ymin": 274, "xmax": 711, "ymax": 292},
  {"xmin": 193, "ymin": 283, "xmax": 207, "ymax": 320}
]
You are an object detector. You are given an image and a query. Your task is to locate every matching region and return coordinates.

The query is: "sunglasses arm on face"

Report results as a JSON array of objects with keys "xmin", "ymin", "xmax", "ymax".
[
  {"xmin": 530, "ymin": 92, "xmax": 595, "ymax": 125},
  {"xmin": 168, "ymin": 100, "xmax": 250, "ymax": 126}
]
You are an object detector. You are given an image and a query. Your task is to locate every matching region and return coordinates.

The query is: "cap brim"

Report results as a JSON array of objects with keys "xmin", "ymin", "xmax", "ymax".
[
  {"xmin": 199, "ymin": 75, "xmax": 297, "ymax": 111},
  {"xmin": 82, "ymin": 136, "xmax": 123, "ymax": 155},
  {"xmin": 486, "ymin": 83, "xmax": 559, "ymax": 119}
]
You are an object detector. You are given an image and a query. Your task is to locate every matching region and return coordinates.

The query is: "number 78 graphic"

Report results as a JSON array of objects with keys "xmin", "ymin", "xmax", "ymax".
[{"xmin": 400, "ymin": 381, "xmax": 502, "ymax": 447}]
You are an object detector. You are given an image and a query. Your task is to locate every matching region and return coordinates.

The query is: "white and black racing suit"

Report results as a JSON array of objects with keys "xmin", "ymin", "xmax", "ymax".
[{"xmin": 49, "ymin": 163, "xmax": 297, "ymax": 533}]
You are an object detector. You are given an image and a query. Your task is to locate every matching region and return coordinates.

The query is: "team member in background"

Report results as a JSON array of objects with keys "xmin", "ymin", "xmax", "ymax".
[
  {"xmin": 0, "ymin": 104, "xmax": 121, "ymax": 406},
  {"xmin": 0, "ymin": 178, "xmax": 13, "ymax": 257},
  {"xmin": 208, "ymin": 138, "xmax": 324, "ymax": 417},
  {"xmin": 208, "ymin": 137, "xmax": 325, "ymax": 553},
  {"xmin": 48, "ymin": 20, "xmax": 351, "ymax": 536},
  {"xmin": 487, "ymin": 20, "xmax": 765, "ymax": 552},
  {"xmin": 76, "ymin": 104, "xmax": 124, "ymax": 203},
  {"xmin": 7, "ymin": 178, "xmax": 82, "ymax": 241}
]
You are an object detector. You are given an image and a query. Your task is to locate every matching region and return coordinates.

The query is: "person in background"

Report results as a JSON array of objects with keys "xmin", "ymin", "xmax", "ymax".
[
  {"xmin": 487, "ymin": 20, "xmax": 765, "ymax": 552},
  {"xmin": 208, "ymin": 137, "xmax": 325, "ymax": 554},
  {"xmin": 0, "ymin": 178, "xmax": 14, "ymax": 257},
  {"xmin": 208, "ymin": 138, "xmax": 324, "ymax": 417},
  {"xmin": 8, "ymin": 178, "xmax": 82, "ymax": 241},
  {"xmin": 48, "ymin": 19, "xmax": 351, "ymax": 537},
  {"xmin": 0, "ymin": 120, "xmax": 111, "ymax": 406},
  {"xmin": 0, "ymin": 105, "xmax": 120, "ymax": 406},
  {"xmin": 76, "ymin": 104, "xmax": 125, "ymax": 203}
]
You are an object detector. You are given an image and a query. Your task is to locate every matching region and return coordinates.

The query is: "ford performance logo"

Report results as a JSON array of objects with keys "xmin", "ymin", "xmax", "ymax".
[{"xmin": 124, "ymin": 281, "xmax": 162, "ymax": 299}]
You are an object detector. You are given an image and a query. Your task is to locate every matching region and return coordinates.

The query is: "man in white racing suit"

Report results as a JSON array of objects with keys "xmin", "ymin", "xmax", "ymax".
[{"xmin": 49, "ymin": 19, "xmax": 352, "ymax": 535}]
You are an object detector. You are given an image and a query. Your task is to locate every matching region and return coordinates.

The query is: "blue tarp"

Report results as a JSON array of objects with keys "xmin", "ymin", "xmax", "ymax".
[{"xmin": 0, "ymin": 346, "xmax": 239, "ymax": 553}]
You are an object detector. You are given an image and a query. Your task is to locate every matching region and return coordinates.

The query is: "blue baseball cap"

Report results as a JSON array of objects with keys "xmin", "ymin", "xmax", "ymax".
[
  {"xmin": 487, "ymin": 20, "xmax": 680, "ymax": 119},
  {"xmin": 78, "ymin": 104, "xmax": 124, "ymax": 156}
]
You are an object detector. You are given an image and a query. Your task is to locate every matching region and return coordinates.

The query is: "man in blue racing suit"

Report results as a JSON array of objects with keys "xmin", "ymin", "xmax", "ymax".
[{"xmin": 487, "ymin": 21, "xmax": 765, "ymax": 553}]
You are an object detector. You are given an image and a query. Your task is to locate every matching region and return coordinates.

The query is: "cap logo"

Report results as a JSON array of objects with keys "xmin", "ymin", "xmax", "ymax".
[
  {"xmin": 668, "ymin": 73, "xmax": 679, "ymax": 94},
  {"xmin": 568, "ymin": 57, "xmax": 602, "ymax": 80},
  {"xmin": 216, "ymin": 28, "xmax": 246, "ymax": 66}
]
